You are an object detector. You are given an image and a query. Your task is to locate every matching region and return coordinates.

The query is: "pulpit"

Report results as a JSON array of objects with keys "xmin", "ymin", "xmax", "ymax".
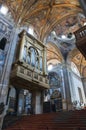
[
  {"xmin": 10, "ymin": 30, "xmax": 49, "ymax": 90},
  {"xmin": 74, "ymin": 25, "xmax": 86, "ymax": 58}
]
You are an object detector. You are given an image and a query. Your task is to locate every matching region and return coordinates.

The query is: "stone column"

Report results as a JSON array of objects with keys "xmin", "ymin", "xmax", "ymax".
[
  {"xmin": 15, "ymin": 88, "xmax": 20, "ymax": 115},
  {"xmin": 60, "ymin": 65, "xmax": 67, "ymax": 111},
  {"xmin": 0, "ymin": 27, "xmax": 18, "ymax": 130},
  {"xmin": 17, "ymin": 90, "xmax": 24, "ymax": 115},
  {"xmin": 81, "ymin": 77, "xmax": 86, "ymax": 98},
  {"xmin": 62, "ymin": 64, "xmax": 72, "ymax": 111},
  {"xmin": 32, "ymin": 90, "xmax": 43, "ymax": 114},
  {"xmin": 68, "ymin": 71, "xmax": 75, "ymax": 101}
]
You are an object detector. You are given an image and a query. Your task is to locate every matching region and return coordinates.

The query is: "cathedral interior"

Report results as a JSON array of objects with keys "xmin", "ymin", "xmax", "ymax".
[{"xmin": 0, "ymin": 0, "xmax": 86, "ymax": 130}]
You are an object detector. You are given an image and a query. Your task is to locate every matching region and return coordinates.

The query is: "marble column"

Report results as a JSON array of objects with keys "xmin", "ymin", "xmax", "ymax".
[{"xmin": 32, "ymin": 90, "xmax": 43, "ymax": 114}]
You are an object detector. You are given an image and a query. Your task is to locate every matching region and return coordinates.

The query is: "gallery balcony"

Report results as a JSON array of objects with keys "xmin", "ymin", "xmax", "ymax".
[{"xmin": 10, "ymin": 62, "xmax": 49, "ymax": 90}]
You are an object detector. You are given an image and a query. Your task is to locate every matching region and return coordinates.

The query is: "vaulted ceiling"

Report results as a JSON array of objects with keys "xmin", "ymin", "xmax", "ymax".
[
  {"xmin": 0, "ymin": 0, "xmax": 86, "ymax": 76},
  {"xmin": 0, "ymin": 0, "xmax": 83, "ymax": 39}
]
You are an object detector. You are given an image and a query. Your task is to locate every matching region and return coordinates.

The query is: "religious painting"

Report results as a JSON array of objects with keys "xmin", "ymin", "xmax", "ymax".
[{"xmin": 48, "ymin": 72, "xmax": 60, "ymax": 87}]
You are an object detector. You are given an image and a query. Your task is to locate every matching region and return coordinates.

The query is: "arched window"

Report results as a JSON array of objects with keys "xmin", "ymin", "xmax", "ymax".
[{"xmin": 0, "ymin": 37, "xmax": 7, "ymax": 50}]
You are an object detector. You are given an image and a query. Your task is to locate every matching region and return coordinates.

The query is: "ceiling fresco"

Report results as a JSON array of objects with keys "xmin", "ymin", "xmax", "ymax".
[
  {"xmin": 0, "ymin": 0, "xmax": 83, "ymax": 38},
  {"xmin": 0, "ymin": 0, "xmax": 86, "ymax": 76},
  {"xmin": 46, "ymin": 42, "xmax": 63, "ymax": 65}
]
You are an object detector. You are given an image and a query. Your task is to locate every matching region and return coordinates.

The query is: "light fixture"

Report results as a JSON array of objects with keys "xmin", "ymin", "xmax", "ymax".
[
  {"xmin": 0, "ymin": 5, "xmax": 8, "ymax": 15},
  {"xmin": 52, "ymin": 31, "xmax": 56, "ymax": 35},
  {"xmin": 48, "ymin": 64, "xmax": 53, "ymax": 71},
  {"xmin": 61, "ymin": 35, "xmax": 66, "ymax": 39},
  {"xmin": 84, "ymin": 22, "xmax": 86, "ymax": 26},
  {"xmin": 28, "ymin": 27, "xmax": 34, "ymax": 35}
]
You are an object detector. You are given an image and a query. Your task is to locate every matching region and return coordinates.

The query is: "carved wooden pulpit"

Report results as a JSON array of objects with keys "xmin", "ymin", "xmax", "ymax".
[
  {"xmin": 10, "ymin": 30, "xmax": 49, "ymax": 90},
  {"xmin": 74, "ymin": 25, "xmax": 86, "ymax": 58}
]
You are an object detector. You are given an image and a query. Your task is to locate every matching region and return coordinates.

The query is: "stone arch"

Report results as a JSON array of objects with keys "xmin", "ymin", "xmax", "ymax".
[{"xmin": 46, "ymin": 42, "xmax": 64, "ymax": 65}]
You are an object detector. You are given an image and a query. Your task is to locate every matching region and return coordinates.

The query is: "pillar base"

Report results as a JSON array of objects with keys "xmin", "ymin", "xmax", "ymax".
[
  {"xmin": 62, "ymin": 99, "xmax": 67, "ymax": 111},
  {"xmin": 62, "ymin": 99, "xmax": 72, "ymax": 111}
]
